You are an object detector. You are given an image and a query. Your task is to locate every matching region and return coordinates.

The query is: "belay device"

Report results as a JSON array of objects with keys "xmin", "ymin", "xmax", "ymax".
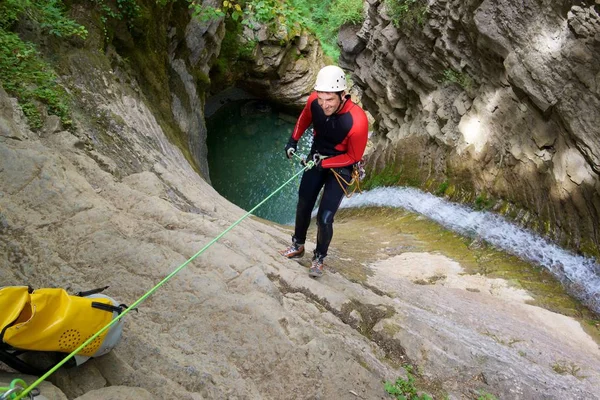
[{"xmin": 0, "ymin": 286, "xmax": 126, "ymax": 375}]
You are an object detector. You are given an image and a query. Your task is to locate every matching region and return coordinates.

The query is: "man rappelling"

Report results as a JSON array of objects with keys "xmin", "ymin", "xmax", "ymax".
[{"xmin": 279, "ymin": 65, "xmax": 369, "ymax": 278}]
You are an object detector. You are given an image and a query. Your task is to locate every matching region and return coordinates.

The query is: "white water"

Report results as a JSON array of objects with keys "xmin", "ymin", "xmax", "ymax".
[{"xmin": 340, "ymin": 187, "xmax": 600, "ymax": 314}]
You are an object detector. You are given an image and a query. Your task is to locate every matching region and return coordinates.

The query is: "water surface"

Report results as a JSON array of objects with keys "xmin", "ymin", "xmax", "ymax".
[
  {"xmin": 206, "ymin": 100, "xmax": 311, "ymax": 224},
  {"xmin": 206, "ymin": 100, "xmax": 599, "ymax": 315},
  {"xmin": 341, "ymin": 187, "xmax": 600, "ymax": 314}
]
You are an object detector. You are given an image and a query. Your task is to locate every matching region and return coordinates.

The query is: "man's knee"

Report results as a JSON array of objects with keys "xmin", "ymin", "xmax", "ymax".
[{"xmin": 317, "ymin": 209, "xmax": 335, "ymax": 227}]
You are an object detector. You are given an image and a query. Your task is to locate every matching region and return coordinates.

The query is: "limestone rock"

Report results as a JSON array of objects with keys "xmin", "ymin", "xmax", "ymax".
[
  {"xmin": 343, "ymin": 0, "xmax": 600, "ymax": 252},
  {"xmin": 2, "ymin": 2, "xmax": 600, "ymax": 400},
  {"xmin": 241, "ymin": 23, "xmax": 325, "ymax": 108},
  {"xmin": 338, "ymin": 24, "xmax": 366, "ymax": 69},
  {"xmin": 0, "ymin": 66, "xmax": 393, "ymax": 400},
  {"xmin": 73, "ymin": 386, "xmax": 155, "ymax": 400}
]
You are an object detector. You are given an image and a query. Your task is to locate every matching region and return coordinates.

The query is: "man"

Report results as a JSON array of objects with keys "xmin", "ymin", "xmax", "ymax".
[{"xmin": 279, "ymin": 65, "xmax": 368, "ymax": 278}]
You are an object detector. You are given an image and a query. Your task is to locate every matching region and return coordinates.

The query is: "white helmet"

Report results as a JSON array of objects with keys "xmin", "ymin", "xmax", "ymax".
[{"xmin": 314, "ymin": 65, "xmax": 347, "ymax": 92}]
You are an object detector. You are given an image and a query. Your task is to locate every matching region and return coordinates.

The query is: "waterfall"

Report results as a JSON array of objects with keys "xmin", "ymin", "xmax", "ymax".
[{"xmin": 340, "ymin": 187, "xmax": 600, "ymax": 314}]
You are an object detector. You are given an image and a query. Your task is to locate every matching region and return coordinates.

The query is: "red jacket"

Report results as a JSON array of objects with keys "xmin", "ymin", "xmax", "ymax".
[{"xmin": 291, "ymin": 92, "xmax": 368, "ymax": 168}]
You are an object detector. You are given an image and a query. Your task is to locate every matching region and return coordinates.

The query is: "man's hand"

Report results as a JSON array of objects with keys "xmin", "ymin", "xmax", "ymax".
[{"xmin": 285, "ymin": 137, "xmax": 298, "ymax": 159}]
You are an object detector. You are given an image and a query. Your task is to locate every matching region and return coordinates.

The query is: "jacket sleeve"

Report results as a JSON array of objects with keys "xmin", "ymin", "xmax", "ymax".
[
  {"xmin": 322, "ymin": 108, "xmax": 369, "ymax": 168},
  {"xmin": 291, "ymin": 92, "xmax": 317, "ymax": 141}
]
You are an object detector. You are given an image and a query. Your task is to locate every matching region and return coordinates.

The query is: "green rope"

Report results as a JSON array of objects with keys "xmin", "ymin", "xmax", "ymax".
[{"xmin": 14, "ymin": 160, "xmax": 315, "ymax": 400}]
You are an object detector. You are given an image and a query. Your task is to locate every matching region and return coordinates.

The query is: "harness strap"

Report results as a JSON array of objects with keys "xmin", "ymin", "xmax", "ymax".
[
  {"xmin": 76, "ymin": 286, "xmax": 109, "ymax": 297},
  {"xmin": 91, "ymin": 302, "xmax": 127, "ymax": 315},
  {"xmin": 331, "ymin": 166, "xmax": 362, "ymax": 198}
]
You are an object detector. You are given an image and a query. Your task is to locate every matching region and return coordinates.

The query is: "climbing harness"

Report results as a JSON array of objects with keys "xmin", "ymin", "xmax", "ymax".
[
  {"xmin": 291, "ymin": 151, "xmax": 364, "ymax": 198},
  {"xmin": 10, "ymin": 159, "xmax": 315, "ymax": 400}
]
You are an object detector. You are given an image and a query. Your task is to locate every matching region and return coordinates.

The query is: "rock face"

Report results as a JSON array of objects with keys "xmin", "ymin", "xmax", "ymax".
[
  {"xmin": 171, "ymin": 14, "xmax": 225, "ymax": 182},
  {"xmin": 2, "ymin": 75, "xmax": 600, "ymax": 398},
  {"xmin": 0, "ymin": 79, "xmax": 394, "ymax": 399},
  {"xmin": 341, "ymin": 0, "xmax": 600, "ymax": 254},
  {"xmin": 88, "ymin": 0, "xmax": 226, "ymax": 181},
  {"xmin": 242, "ymin": 23, "xmax": 325, "ymax": 108},
  {"xmin": 2, "ymin": 2, "xmax": 600, "ymax": 400}
]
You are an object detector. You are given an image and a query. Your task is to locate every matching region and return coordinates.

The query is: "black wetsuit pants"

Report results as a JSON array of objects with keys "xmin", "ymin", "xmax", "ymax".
[{"xmin": 292, "ymin": 166, "xmax": 351, "ymax": 259}]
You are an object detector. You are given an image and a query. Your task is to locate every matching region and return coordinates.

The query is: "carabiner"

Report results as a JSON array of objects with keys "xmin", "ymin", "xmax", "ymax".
[{"xmin": 0, "ymin": 387, "xmax": 21, "ymax": 400}]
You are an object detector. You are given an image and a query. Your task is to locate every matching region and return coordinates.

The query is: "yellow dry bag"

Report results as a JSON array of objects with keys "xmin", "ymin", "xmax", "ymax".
[{"xmin": 0, "ymin": 286, "xmax": 125, "ymax": 361}]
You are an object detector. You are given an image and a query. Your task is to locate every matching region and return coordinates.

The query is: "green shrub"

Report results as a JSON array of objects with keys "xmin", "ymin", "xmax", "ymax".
[
  {"xmin": 384, "ymin": 366, "xmax": 432, "ymax": 400},
  {"xmin": 384, "ymin": 0, "xmax": 428, "ymax": 28},
  {"xmin": 190, "ymin": 0, "xmax": 363, "ymax": 61},
  {"xmin": 1, "ymin": 0, "xmax": 87, "ymax": 37},
  {"xmin": 0, "ymin": 0, "xmax": 85, "ymax": 129},
  {"xmin": 436, "ymin": 180, "xmax": 449, "ymax": 195},
  {"xmin": 442, "ymin": 69, "xmax": 473, "ymax": 90},
  {"xmin": 289, "ymin": 0, "xmax": 363, "ymax": 60}
]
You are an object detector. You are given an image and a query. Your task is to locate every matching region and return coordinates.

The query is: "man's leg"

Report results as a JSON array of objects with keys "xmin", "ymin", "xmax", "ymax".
[
  {"xmin": 309, "ymin": 167, "xmax": 350, "ymax": 276},
  {"xmin": 280, "ymin": 167, "xmax": 326, "ymax": 258}
]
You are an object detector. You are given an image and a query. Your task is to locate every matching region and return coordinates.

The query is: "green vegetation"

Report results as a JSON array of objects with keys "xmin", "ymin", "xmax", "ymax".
[
  {"xmin": 90, "ymin": 0, "xmax": 141, "ymax": 42},
  {"xmin": 191, "ymin": 0, "xmax": 363, "ymax": 61},
  {"xmin": 0, "ymin": 0, "xmax": 87, "ymax": 38},
  {"xmin": 384, "ymin": 0, "xmax": 428, "ymax": 28},
  {"xmin": 435, "ymin": 180, "xmax": 449, "ymax": 196},
  {"xmin": 0, "ymin": 0, "xmax": 86, "ymax": 129},
  {"xmin": 362, "ymin": 164, "xmax": 403, "ymax": 190},
  {"xmin": 552, "ymin": 360, "xmax": 584, "ymax": 378},
  {"xmin": 474, "ymin": 192, "xmax": 494, "ymax": 210},
  {"xmin": 289, "ymin": 0, "xmax": 364, "ymax": 60},
  {"xmin": 441, "ymin": 68, "xmax": 473, "ymax": 90},
  {"xmin": 384, "ymin": 366, "xmax": 432, "ymax": 400}
]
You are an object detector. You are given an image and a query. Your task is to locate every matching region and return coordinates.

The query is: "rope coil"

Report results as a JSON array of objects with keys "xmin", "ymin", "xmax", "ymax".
[{"xmin": 331, "ymin": 166, "xmax": 362, "ymax": 198}]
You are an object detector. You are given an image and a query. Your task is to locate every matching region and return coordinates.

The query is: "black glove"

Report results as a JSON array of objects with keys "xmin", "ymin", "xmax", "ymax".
[{"xmin": 285, "ymin": 137, "xmax": 298, "ymax": 159}]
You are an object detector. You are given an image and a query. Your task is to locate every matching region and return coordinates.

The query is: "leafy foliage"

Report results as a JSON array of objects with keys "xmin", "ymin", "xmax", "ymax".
[
  {"xmin": 90, "ymin": 0, "xmax": 141, "ymax": 40},
  {"xmin": 384, "ymin": 0, "xmax": 428, "ymax": 28},
  {"xmin": 0, "ymin": 0, "xmax": 87, "ymax": 37},
  {"xmin": 0, "ymin": 0, "xmax": 86, "ymax": 129},
  {"xmin": 442, "ymin": 69, "xmax": 474, "ymax": 90},
  {"xmin": 189, "ymin": 0, "xmax": 226, "ymax": 22},
  {"xmin": 288, "ymin": 0, "xmax": 363, "ymax": 60},
  {"xmin": 188, "ymin": 0, "xmax": 363, "ymax": 61},
  {"xmin": 384, "ymin": 366, "xmax": 432, "ymax": 400}
]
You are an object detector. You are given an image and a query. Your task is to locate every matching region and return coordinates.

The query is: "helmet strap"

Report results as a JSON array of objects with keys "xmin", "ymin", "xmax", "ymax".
[{"xmin": 334, "ymin": 92, "xmax": 348, "ymax": 114}]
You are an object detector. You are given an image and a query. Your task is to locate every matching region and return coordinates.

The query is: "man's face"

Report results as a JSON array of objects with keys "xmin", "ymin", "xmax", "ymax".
[{"xmin": 317, "ymin": 92, "xmax": 343, "ymax": 116}]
